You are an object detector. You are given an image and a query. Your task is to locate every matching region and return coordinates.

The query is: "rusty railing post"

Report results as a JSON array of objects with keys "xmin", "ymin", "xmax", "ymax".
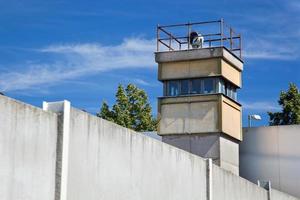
[
  {"xmin": 156, "ymin": 24, "xmax": 159, "ymax": 52},
  {"xmin": 230, "ymin": 27, "xmax": 233, "ymax": 50},
  {"xmin": 239, "ymin": 34, "xmax": 242, "ymax": 59},
  {"xmin": 187, "ymin": 22, "xmax": 191, "ymax": 50},
  {"xmin": 220, "ymin": 18, "xmax": 224, "ymax": 47}
]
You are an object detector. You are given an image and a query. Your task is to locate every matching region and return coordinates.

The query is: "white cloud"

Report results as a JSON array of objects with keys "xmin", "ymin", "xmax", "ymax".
[
  {"xmin": 241, "ymin": 101, "xmax": 280, "ymax": 112},
  {"xmin": 133, "ymin": 78, "xmax": 151, "ymax": 86},
  {"xmin": 243, "ymin": 38, "xmax": 298, "ymax": 60},
  {"xmin": 0, "ymin": 38, "xmax": 156, "ymax": 92}
]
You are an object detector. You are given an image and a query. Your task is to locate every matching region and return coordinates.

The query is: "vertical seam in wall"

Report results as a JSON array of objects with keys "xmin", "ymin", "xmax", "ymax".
[
  {"xmin": 206, "ymin": 158, "xmax": 212, "ymax": 200},
  {"xmin": 276, "ymin": 128, "xmax": 281, "ymax": 191},
  {"xmin": 60, "ymin": 101, "xmax": 71, "ymax": 200},
  {"xmin": 43, "ymin": 101, "xmax": 71, "ymax": 200},
  {"xmin": 54, "ymin": 114, "xmax": 63, "ymax": 200},
  {"xmin": 268, "ymin": 184, "xmax": 272, "ymax": 200}
]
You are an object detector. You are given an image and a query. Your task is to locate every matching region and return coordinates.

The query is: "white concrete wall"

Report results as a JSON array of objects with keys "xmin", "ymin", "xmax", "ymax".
[
  {"xmin": 271, "ymin": 189, "xmax": 300, "ymax": 200},
  {"xmin": 1, "ymin": 96, "xmax": 299, "ymax": 200},
  {"xmin": 240, "ymin": 125, "xmax": 300, "ymax": 198},
  {"xmin": 64, "ymin": 108, "xmax": 207, "ymax": 200},
  {"xmin": 212, "ymin": 164, "xmax": 268, "ymax": 200},
  {"xmin": 0, "ymin": 95, "xmax": 58, "ymax": 200}
]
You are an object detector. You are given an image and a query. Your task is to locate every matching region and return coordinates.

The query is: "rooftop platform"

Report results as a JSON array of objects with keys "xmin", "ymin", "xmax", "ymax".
[{"xmin": 156, "ymin": 19, "xmax": 243, "ymax": 60}]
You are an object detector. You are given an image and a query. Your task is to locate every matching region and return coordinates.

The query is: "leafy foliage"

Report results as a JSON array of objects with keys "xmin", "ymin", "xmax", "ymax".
[
  {"xmin": 97, "ymin": 84, "xmax": 157, "ymax": 131},
  {"xmin": 268, "ymin": 83, "xmax": 300, "ymax": 125}
]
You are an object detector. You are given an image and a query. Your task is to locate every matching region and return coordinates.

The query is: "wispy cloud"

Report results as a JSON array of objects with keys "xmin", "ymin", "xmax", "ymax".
[
  {"xmin": 244, "ymin": 37, "xmax": 298, "ymax": 60},
  {"xmin": 241, "ymin": 101, "xmax": 280, "ymax": 112},
  {"xmin": 288, "ymin": 0, "xmax": 300, "ymax": 11},
  {"xmin": 133, "ymin": 78, "xmax": 151, "ymax": 86},
  {"xmin": 224, "ymin": 0, "xmax": 300, "ymax": 61},
  {"xmin": 0, "ymin": 38, "xmax": 156, "ymax": 92}
]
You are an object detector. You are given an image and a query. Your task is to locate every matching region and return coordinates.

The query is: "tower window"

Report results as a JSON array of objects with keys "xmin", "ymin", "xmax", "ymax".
[
  {"xmin": 191, "ymin": 79, "xmax": 202, "ymax": 94},
  {"xmin": 203, "ymin": 78, "xmax": 215, "ymax": 94},
  {"xmin": 167, "ymin": 81, "xmax": 179, "ymax": 96},
  {"xmin": 180, "ymin": 80, "xmax": 189, "ymax": 95},
  {"xmin": 164, "ymin": 77, "xmax": 238, "ymax": 101}
]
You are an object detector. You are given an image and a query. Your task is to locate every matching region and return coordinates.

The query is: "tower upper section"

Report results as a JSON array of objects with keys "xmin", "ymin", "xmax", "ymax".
[{"xmin": 155, "ymin": 20, "xmax": 244, "ymax": 141}]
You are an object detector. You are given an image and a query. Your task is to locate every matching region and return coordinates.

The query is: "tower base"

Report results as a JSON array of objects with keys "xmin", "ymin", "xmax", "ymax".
[{"xmin": 162, "ymin": 133, "xmax": 239, "ymax": 175}]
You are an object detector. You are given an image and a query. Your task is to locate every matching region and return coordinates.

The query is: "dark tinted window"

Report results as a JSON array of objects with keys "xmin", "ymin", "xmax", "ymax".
[
  {"xmin": 168, "ymin": 81, "xmax": 179, "ymax": 96},
  {"xmin": 203, "ymin": 78, "xmax": 214, "ymax": 94},
  {"xmin": 191, "ymin": 79, "xmax": 202, "ymax": 94},
  {"xmin": 180, "ymin": 80, "xmax": 189, "ymax": 95},
  {"xmin": 164, "ymin": 78, "xmax": 237, "ymax": 99}
]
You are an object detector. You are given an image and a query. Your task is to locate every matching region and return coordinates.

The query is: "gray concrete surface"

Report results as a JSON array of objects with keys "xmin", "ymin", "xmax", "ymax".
[
  {"xmin": 65, "ymin": 108, "xmax": 207, "ymax": 200},
  {"xmin": 1, "ymin": 95, "xmax": 299, "ymax": 200},
  {"xmin": 240, "ymin": 125, "xmax": 300, "ymax": 198},
  {"xmin": 271, "ymin": 189, "xmax": 300, "ymax": 200},
  {"xmin": 0, "ymin": 95, "xmax": 58, "ymax": 200},
  {"xmin": 155, "ymin": 47, "xmax": 243, "ymax": 70},
  {"xmin": 162, "ymin": 133, "xmax": 239, "ymax": 175},
  {"xmin": 212, "ymin": 164, "xmax": 268, "ymax": 200}
]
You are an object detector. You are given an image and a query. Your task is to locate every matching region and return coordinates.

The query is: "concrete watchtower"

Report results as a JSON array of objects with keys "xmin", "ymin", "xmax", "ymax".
[{"xmin": 155, "ymin": 19, "xmax": 243, "ymax": 175}]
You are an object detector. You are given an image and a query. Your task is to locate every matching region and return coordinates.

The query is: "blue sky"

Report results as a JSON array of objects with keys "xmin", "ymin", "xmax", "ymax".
[{"xmin": 0, "ymin": 0, "xmax": 299, "ymax": 127}]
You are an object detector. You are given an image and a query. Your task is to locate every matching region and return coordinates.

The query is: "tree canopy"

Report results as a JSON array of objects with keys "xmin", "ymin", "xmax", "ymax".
[
  {"xmin": 97, "ymin": 84, "xmax": 157, "ymax": 132},
  {"xmin": 268, "ymin": 83, "xmax": 300, "ymax": 126}
]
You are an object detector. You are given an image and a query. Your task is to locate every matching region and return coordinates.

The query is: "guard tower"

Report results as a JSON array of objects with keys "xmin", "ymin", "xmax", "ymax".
[{"xmin": 156, "ymin": 19, "xmax": 243, "ymax": 175}]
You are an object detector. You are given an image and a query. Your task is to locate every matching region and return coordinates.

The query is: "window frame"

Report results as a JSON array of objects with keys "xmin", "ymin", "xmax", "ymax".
[{"xmin": 163, "ymin": 77, "xmax": 238, "ymax": 101}]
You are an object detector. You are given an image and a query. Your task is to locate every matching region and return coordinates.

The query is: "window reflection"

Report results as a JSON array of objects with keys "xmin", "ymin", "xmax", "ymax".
[{"xmin": 168, "ymin": 81, "xmax": 179, "ymax": 96}]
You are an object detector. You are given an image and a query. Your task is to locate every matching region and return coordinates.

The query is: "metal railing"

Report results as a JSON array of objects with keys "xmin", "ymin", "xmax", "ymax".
[{"xmin": 156, "ymin": 19, "xmax": 242, "ymax": 59}]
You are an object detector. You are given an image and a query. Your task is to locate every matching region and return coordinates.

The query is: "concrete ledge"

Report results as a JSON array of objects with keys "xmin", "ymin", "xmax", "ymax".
[{"xmin": 155, "ymin": 47, "xmax": 243, "ymax": 71}]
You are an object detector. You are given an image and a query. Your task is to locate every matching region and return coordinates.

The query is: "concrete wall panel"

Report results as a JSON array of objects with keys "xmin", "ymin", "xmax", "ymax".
[
  {"xmin": 271, "ymin": 189, "xmax": 299, "ymax": 200},
  {"xmin": 162, "ymin": 133, "xmax": 220, "ymax": 161},
  {"xmin": 221, "ymin": 96, "xmax": 242, "ymax": 140},
  {"xmin": 240, "ymin": 125, "xmax": 300, "ymax": 198},
  {"xmin": 212, "ymin": 164, "xmax": 268, "ymax": 200},
  {"xmin": 219, "ymin": 136, "xmax": 239, "ymax": 175},
  {"xmin": 159, "ymin": 101, "xmax": 219, "ymax": 135},
  {"xmin": 66, "ymin": 108, "xmax": 207, "ymax": 200},
  {"xmin": 221, "ymin": 59, "xmax": 241, "ymax": 87},
  {"xmin": 158, "ymin": 59, "xmax": 220, "ymax": 80},
  {"xmin": 0, "ymin": 96, "xmax": 57, "ymax": 200}
]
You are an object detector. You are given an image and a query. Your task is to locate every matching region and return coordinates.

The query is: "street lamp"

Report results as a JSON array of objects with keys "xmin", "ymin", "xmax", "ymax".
[{"xmin": 248, "ymin": 114, "xmax": 261, "ymax": 127}]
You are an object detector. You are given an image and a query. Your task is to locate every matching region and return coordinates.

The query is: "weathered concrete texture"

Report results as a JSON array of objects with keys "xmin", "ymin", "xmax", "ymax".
[
  {"xmin": 212, "ymin": 164, "xmax": 268, "ymax": 200},
  {"xmin": 162, "ymin": 133, "xmax": 220, "ymax": 161},
  {"xmin": 158, "ymin": 94, "xmax": 242, "ymax": 141},
  {"xmin": 219, "ymin": 136, "xmax": 239, "ymax": 175},
  {"xmin": 0, "ymin": 95, "xmax": 58, "ymax": 200},
  {"xmin": 158, "ymin": 94, "xmax": 220, "ymax": 135},
  {"xmin": 271, "ymin": 189, "xmax": 300, "ymax": 200},
  {"xmin": 66, "ymin": 108, "xmax": 207, "ymax": 200},
  {"xmin": 162, "ymin": 133, "xmax": 239, "ymax": 175},
  {"xmin": 1, "ymin": 96, "xmax": 299, "ymax": 200},
  {"xmin": 240, "ymin": 125, "xmax": 300, "ymax": 198},
  {"xmin": 155, "ymin": 47, "xmax": 243, "ymax": 71}
]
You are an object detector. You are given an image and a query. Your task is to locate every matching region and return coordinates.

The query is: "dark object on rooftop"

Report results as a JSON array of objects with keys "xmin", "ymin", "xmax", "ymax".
[{"xmin": 189, "ymin": 31, "xmax": 198, "ymax": 44}]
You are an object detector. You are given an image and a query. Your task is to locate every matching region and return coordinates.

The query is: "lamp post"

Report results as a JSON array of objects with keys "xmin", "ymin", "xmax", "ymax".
[{"xmin": 248, "ymin": 114, "xmax": 262, "ymax": 127}]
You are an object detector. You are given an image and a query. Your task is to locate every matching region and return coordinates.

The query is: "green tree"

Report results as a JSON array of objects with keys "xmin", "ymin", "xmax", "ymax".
[
  {"xmin": 98, "ymin": 83, "xmax": 157, "ymax": 131},
  {"xmin": 268, "ymin": 83, "xmax": 300, "ymax": 125},
  {"xmin": 98, "ymin": 101, "xmax": 114, "ymax": 121},
  {"xmin": 112, "ymin": 85, "xmax": 131, "ymax": 128}
]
